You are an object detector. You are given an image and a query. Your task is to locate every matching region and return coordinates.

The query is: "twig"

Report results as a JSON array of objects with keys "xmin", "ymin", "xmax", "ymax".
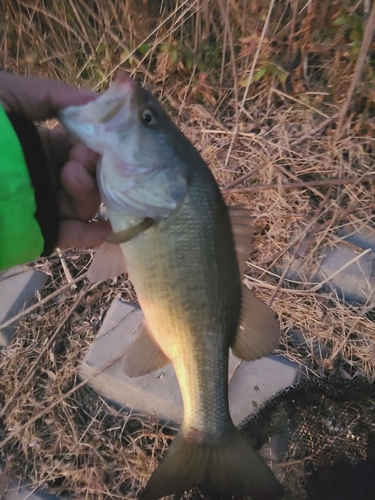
[
  {"xmin": 245, "ymin": 246, "xmax": 373, "ymax": 298},
  {"xmin": 265, "ymin": 199, "xmax": 356, "ymax": 276},
  {"xmin": 0, "ymin": 282, "xmax": 94, "ymax": 420},
  {"xmin": 224, "ymin": 0, "xmax": 275, "ymax": 167},
  {"xmin": 223, "ymin": 159, "xmax": 273, "ymax": 190},
  {"xmin": 271, "ymin": 87, "xmax": 330, "ymax": 118},
  {"xmin": 19, "ymin": 1, "xmax": 88, "ymax": 52},
  {"xmin": 335, "ymin": 1, "xmax": 375, "ymax": 139},
  {"xmin": 0, "ymin": 272, "xmax": 87, "ymax": 332},
  {"xmin": 268, "ymin": 189, "xmax": 333, "ymax": 306},
  {"xmin": 224, "ymin": 174, "xmax": 375, "ymax": 194},
  {"xmin": 329, "ymin": 295, "xmax": 375, "ymax": 362},
  {"xmin": 0, "ymin": 350, "xmax": 125, "ymax": 450},
  {"xmin": 244, "ymin": 276, "xmax": 334, "ymax": 297},
  {"xmin": 292, "ymin": 112, "xmax": 339, "ymax": 146},
  {"xmin": 239, "ymin": 0, "xmax": 275, "ymax": 114},
  {"xmin": 223, "ymin": 112, "xmax": 339, "ymax": 191},
  {"xmin": 94, "ymin": 0, "xmax": 197, "ymax": 88},
  {"xmin": 56, "ymin": 248, "xmax": 76, "ymax": 289},
  {"xmin": 218, "ymin": 0, "xmax": 239, "ymax": 153},
  {"xmin": 67, "ymin": 0, "xmax": 95, "ymax": 55},
  {"xmin": 310, "ymin": 248, "xmax": 372, "ymax": 292}
]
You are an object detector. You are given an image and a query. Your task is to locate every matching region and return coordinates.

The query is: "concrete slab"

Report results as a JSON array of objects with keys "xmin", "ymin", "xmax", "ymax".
[
  {"xmin": 320, "ymin": 243, "xmax": 375, "ymax": 303},
  {"xmin": 0, "ymin": 266, "xmax": 47, "ymax": 347},
  {"xmin": 229, "ymin": 354, "xmax": 301, "ymax": 425},
  {"xmin": 1, "ymin": 479, "xmax": 59, "ymax": 500},
  {"xmin": 79, "ymin": 299, "xmax": 299, "ymax": 428},
  {"xmin": 338, "ymin": 223, "xmax": 375, "ymax": 252},
  {"xmin": 280, "ymin": 240, "xmax": 375, "ymax": 304},
  {"xmin": 79, "ymin": 299, "xmax": 183, "ymax": 427}
]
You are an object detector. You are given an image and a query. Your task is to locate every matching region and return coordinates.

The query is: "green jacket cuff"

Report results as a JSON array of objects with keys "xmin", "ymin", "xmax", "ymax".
[{"xmin": 0, "ymin": 105, "xmax": 59, "ymax": 271}]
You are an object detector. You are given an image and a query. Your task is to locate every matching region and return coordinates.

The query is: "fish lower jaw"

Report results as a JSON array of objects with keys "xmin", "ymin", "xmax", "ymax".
[{"xmin": 106, "ymin": 210, "xmax": 143, "ymax": 232}]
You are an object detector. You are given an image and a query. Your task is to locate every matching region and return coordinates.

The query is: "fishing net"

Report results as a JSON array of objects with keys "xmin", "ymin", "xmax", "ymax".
[
  {"xmin": 185, "ymin": 376, "xmax": 375, "ymax": 500},
  {"xmin": 242, "ymin": 377, "xmax": 375, "ymax": 500}
]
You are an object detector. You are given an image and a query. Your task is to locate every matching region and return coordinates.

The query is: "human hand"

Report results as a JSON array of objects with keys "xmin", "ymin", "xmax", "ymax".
[{"xmin": 0, "ymin": 72, "xmax": 110, "ymax": 249}]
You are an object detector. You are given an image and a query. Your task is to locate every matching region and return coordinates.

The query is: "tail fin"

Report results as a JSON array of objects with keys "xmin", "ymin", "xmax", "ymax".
[{"xmin": 139, "ymin": 423, "xmax": 283, "ymax": 500}]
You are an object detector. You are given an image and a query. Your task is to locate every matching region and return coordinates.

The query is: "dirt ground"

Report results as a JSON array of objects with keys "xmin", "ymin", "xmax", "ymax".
[{"xmin": 0, "ymin": 1, "xmax": 374, "ymax": 498}]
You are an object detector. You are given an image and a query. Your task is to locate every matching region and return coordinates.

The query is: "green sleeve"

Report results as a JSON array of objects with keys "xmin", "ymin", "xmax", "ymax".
[{"xmin": 0, "ymin": 105, "xmax": 44, "ymax": 271}]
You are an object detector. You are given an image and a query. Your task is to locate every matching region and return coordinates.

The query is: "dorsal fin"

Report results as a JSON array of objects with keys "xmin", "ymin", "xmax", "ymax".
[
  {"xmin": 229, "ymin": 206, "xmax": 255, "ymax": 274},
  {"xmin": 231, "ymin": 283, "xmax": 280, "ymax": 361},
  {"xmin": 228, "ymin": 206, "xmax": 280, "ymax": 359}
]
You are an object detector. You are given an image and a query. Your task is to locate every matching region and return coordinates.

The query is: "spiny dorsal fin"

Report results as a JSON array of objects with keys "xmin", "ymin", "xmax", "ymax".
[
  {"xmin": 229, "ymin": 206, "xmax": 255, "ymax": 274},
  {"xmin": 231, "ymin": 283, "xmax": 280, "ymax": 361},
  {"xmin": 122, "ymin": 321, "xmax": 170, "ymax": 377},
  {"xmin": 87, "ymin": 241, "xmax": 127, "ymax": 282}
]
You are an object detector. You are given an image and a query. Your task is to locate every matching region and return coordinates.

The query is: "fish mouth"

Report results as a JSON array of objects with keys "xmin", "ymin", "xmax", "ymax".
[{"xmin": 59, "ymin": 71, "xmax": 136, "ymax": 153}]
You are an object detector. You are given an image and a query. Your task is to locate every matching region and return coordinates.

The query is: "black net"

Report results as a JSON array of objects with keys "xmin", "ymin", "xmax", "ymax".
[
  {"xmin": 182, "ymin": 377, "xmax": 375, "ymax": 500},
  {"xmin": 239, "ymin": 377, "xmax": 375, "ymax": 500}
]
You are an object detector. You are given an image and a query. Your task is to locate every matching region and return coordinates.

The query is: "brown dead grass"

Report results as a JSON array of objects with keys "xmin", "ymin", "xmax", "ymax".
[{"xmin": 0, "ymin": 0, "xmax": 375, "ymax": 498}]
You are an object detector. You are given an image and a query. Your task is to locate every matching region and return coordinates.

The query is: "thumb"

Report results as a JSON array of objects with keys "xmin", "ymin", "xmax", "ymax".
[
  {"xmin": 58, "ymin": 220, "xmax": 112, "ymax": 249},
  {"xmin": 0, "ymin": 72, "xmax": 97, "ymax": 121}
]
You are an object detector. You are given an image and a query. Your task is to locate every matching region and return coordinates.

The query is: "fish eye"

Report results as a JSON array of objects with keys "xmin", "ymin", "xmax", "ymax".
[{"xmin": 141, "ymin": 108, "xmax": 157, "ymax": 126}]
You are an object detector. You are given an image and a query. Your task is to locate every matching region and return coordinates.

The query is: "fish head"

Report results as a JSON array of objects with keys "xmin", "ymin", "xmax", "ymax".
[
  {"xmin": 59, "ymin": 72, "xmax": 189, "ymax": 219},
  {"xmin": 59, "ymin": 72, "xmax": 147, "ymax": 158}
]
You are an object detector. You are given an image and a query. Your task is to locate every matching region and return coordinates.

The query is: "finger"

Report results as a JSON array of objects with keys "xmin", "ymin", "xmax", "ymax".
[
  {"xmin": 60, "ymin": 160, "xmax": 101, "ymax": 220},
  {"xmin": 68, "ymin": 143, "xmax": 99, "ymax": 175},
  {"xmin": 38, "ymin": 128, "xmax": 99, "ymax": 175},
  {"xmin": 38, "ymin": 127, "xmax": 72, "ymax": 174},
  {"xmin": 0, "ymin": 72, "xmax": 97, "ymax": 121},
  {"xmin": 57, "ymin": 220, "xmax": 112, "ymax": 249}
]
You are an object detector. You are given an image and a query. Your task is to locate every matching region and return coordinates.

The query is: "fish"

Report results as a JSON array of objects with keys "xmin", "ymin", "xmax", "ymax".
[{"xmin": 59, "ymin": 72, "xmax": 283, "ymax": 500}]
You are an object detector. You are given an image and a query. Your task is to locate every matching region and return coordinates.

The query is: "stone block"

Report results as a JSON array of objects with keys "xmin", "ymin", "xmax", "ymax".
[
  {"xmin": 79, "ymin": 299, "xmax": 299, "ymax": 428},
  {"xmin": 320, "ymin": 243, "xmax": 375, "ymax": 303},
  {"xmin": 1, "ymin": 476, "xmax": 59, "ymax": 500},
  {"xmin": 0, "ymin": 266, "xmax": 47, "ymax": 347},
  {"xmin": 338, "ymin": 223, "xmax": 375, "ymax": 252},
  {"xmin": 229, "ymin": 354, "xmax": 301, "ymax": 425},
  {"xmin": 278, "ymin": 226, "xmax": 375, "ymax": 304},
  {"xmin": 4, "ymin": 486, "xmax": 59, "ymax": 500},
  {"xmin": 79, "ymin": 299, "xmax": 183, "ymax": 427}
]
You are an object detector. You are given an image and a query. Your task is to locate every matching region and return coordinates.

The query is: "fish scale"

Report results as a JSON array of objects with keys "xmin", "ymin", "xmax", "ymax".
[
  {"xmin": 121, "ymin": 172, "xmax": 238, "ymax": 434},
  {"xmin": 59, "ymin": 71, "xmax": 283, "ymax": 500}
]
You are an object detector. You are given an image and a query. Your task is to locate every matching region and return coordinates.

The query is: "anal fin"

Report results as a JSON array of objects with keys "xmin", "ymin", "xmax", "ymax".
[
  {"xmin": 87, "ymin": 242, "xmax": 127, "ymax": 282},
  {"xmin": 123, "ymin": 321, "xmax": 170, "ymax": 377},
  {"xmin": 231, "ymin": 283, "xmax": 280, "ymax": 361}
]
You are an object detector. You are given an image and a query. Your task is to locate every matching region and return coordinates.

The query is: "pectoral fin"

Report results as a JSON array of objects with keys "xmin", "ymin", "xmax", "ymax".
[
  {"xmin": 231, "ymin": 284, "xmax": 280, "ymax": 360},
  {"xmin": 229, "ymin": 206, "xmax": 255, "ymax": 274},
  {"xmin": 106, "ymin": 217, "xmax": 155, "ymax": 244},
  {"xmin": 123, "ymin": 322, "xmax": 170, "ymax": 377},
  {"xmin": 87, "ymin": 218, "xmax": 155, "ymax": 282},
  {"xmin": 87, "ymin": 242, "xmax": 127, "ymax": 282}
]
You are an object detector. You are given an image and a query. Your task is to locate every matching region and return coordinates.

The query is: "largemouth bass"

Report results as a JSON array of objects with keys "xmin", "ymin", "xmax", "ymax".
[{"xmin": 59, "ymin": 73, "xmax": 283, "ymax": 500}]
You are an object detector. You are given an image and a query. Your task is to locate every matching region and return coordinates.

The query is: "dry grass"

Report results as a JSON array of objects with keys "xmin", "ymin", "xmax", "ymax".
[{"xmin": 0, "ymin": 0, "xmax": 375, "ymax": 498}]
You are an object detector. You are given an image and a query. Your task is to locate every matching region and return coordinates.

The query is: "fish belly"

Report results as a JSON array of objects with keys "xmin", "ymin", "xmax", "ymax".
[{"xmin": 119, "ymin": 184, "xmax": 241, "ymax": 431}]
